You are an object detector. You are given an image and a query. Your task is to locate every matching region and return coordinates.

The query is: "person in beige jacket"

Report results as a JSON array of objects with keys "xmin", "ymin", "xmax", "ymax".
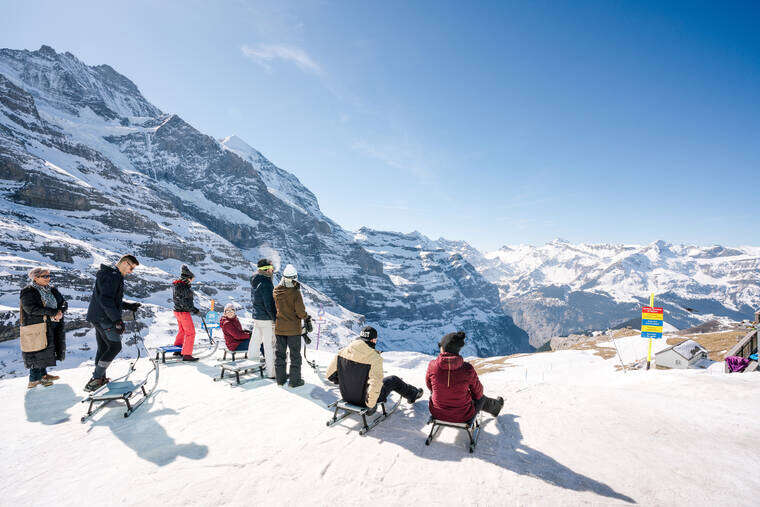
[
  {"xmin": 326, "ymin": 326, "xmax": 423, "ymax": 413},
  {"xmin": 273, "ymin": 264, "xmax": 310, "ymax": 387}
]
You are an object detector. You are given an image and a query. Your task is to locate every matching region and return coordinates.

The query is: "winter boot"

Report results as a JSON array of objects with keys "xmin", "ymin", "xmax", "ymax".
[
  {"xmin": 84, "ymin": 377, "xmax": 107, "ymax": 392},
  {"xmin": 42, "ymin": 374, "xmax": 60, "ymax": 381},
  {"xmin": 289, "ymin": 378, "xmax": 305, "ymax": 388},
  {"xmin": 487, "ymin": 396, "xmax": 504, "ymax": 418},
  {"xmin": 28, "ymin": 379, "xmax": 53, "ymax": 389},
  {"xmin": 182, "ymin": 355, "xmax": 199, "ymax": 362},
  {"xmin": 406, "ymin": 387, "xmax": 424, "ymax": 404},
  {"xmin": 172, "ymin": 351, "xmax": 182, "ymax": 357}
]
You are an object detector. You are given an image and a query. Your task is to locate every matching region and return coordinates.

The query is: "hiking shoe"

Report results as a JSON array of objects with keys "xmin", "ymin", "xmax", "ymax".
[
  {"xmin": 28, "ymin": 380, "xmax": 52, "ymax": 388},
  {"xmin": 487, "ymin": 396, "xmax": 505, "ymax": 418},
  {"xmin": 182, "ymin": 355, "xmax": 199, "ymax": 362},
  {"xmin": 406, "ymin": 387, "xmax": 424, "ymax": 404},
  {"xmin": 43, "ymin": 373, "xmax": 60, "ymax": 381},
  {"xmin": 288, "ymin": 378, "xmax": 305, "ymax": 388},
  {"xmin": 84, "ymin": 377, "xmax": 107, "ymax": 392}
]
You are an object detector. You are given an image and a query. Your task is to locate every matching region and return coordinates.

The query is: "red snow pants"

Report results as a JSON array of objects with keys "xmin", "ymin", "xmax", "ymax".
[{"xmin": 173, "ymin": 311, "xmax": 195, "ymax": 355}]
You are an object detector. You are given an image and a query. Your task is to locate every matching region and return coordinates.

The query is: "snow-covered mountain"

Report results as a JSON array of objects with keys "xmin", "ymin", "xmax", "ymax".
[
  {"xmin": 0, "ymin": 45, "xmax": 531, "ymax": 371},
  {"xmin": 453, "ymin": 239, "xmax": 760, "ymax": 346}
]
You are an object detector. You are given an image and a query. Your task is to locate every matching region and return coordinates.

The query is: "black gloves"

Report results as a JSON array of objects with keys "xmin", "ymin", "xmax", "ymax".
[
  {"xmin": 302, "ymin": 333, "xmax": 312, "ymax": 345},
  {"xmin": 114, "ymin": 320, "xmax": 125, "ymax": 334},
  {"xmin": 192, "ymin": 308, "xmax": 201, "ymax": 315},
  {"xmin": 304, "ymin": 315, "xmax": 313, "ymax": 333},
  {"xmin": 123, "ymin": 302, "xmax": 141, "ymax": 312}
]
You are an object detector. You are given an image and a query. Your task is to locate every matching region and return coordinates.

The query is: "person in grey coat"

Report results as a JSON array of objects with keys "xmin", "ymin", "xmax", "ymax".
[{"xmin": 20, "ymin": 267, "xmax": 68, "ymax": 388}]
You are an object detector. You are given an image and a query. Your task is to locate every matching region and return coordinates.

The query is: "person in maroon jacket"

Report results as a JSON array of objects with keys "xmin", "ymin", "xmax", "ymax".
[
  {"xmin": 219, "ymin": 303, "xmax": 251, "ymax": 352},
  {"xmin": 426, "ymin": 331, "xmax": 504, "ymax": 423}
]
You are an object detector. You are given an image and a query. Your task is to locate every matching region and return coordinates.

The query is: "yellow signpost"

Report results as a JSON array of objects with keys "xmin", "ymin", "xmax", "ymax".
[{"xmin": 642, "ymin": 293, "xmax": 663, "ymax": 370}]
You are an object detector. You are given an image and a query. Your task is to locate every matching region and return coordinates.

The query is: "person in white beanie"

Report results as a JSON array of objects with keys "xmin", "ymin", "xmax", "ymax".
[{"xmin": 273, "ymin": 264, "xmax": 310, "ymax": 387}]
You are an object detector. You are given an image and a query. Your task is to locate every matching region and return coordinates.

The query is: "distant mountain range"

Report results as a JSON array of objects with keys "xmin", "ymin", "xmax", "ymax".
[
  {"xmin": 451, "ymin": 239, "xmax": 760, "ymax": 345},
  {"xmin": 1, "ymin": 45, "xmax": 757, "ymax": 357}
]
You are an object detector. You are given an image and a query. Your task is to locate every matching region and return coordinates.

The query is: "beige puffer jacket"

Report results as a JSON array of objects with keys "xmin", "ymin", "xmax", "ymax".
[{"xmin": 326, "ymin": 339, "xmax": 384, "ymax": 408}]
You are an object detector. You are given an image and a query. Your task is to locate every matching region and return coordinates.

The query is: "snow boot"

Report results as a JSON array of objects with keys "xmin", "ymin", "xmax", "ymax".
[
  {"xmin": 84, "ymin": 377, "xmax": 107, "ymax": 392},
  {"xmin": 487, "ymin": 396, "xmax": 504, "ymax": 417},
  {"xmin": 182, "ymin": 355, "xmax": 199, "ymax": 362},
  {"xmin": 28, "ymin": 379, "xmax": 53, "ymax": 389},
  {"xmin": 406, "ymin": 387, "xmax": 424, "ymax": 404},
  {"xmin": 42, "ymin": 373, "xmax": 60, "ymax": 381},
  {"xmin": 172, "ymin": 351, "xmax": 182, "ymax": 357},
  {"xmin": 289, "ymin": 378, "xmax": 305, "ymax": 388}
]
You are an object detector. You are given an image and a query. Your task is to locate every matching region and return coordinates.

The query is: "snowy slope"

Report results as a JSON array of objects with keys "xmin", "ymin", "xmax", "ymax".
[
  {"xmin": 452, "ymin": 239, "xmax": 760, "ymax": 346},
  {"xmin": 1, "ymin": 340, "xmax": 758, "ymax": 506}
]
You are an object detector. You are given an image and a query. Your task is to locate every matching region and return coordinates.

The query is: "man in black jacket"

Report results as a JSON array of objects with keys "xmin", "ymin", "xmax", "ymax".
[
  {"xmin": 84, "ymin": 255, "xmax": 141, "ymax": 391},
  {"xmin": 251, "ymin": 258, "xmax": 276, "ymax": 377}
]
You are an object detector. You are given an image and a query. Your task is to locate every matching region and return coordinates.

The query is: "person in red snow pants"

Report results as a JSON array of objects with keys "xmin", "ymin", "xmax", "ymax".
[
  {"xmin": 173, "ymin": 310, "xmax": 196, "ymax": 355},
  {"xmin": 172, "ymin": 265, "xmax": 201, "ymax": 361}
]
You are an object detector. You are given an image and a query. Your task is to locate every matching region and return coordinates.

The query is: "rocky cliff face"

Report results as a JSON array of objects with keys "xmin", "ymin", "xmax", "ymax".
[{"xmin": 0, "ymin": 45, "xmax": 532, "ymax": 359}]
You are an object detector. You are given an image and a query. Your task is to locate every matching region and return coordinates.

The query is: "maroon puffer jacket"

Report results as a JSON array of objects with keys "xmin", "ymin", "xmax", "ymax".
[
  {"xmin": 220, "ymin": 315, "xmax": 251, "ymax": 351},
  {"xmin": 426, "ymin": 352, "xmax": 484, "ymax": 423}
]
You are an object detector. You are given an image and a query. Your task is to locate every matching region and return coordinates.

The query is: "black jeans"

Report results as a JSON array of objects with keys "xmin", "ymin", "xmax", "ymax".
[
  {"xmin": 29, "ymin": 367, "xmax": 47, "ymax": 382},
  {"xmin": 275, "ymin": 335, "xmax": 302, "ymax": 385},
  {"xmin": 93, "ymin": 322, "xmax": 122, "ymax": 379},
  {"xmin": 378, "ymin": 375, "xmax": 420, "ymax": 404}
]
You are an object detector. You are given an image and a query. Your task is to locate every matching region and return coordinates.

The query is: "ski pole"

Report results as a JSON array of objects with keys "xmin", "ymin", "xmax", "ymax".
[{"xmin": 200, "ymin": 314, "xmax": 214, "ymax": 343}]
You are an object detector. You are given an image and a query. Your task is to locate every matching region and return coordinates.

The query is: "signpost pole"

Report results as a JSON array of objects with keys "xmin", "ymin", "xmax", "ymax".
[{"xmin": 646, "ymin": 293, "xmax": 654, "ymax": 370}]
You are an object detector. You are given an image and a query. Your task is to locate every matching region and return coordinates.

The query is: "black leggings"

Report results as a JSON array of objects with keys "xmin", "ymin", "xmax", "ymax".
[{"xmin": 474, "ymin": 395, "xmax": 502, "ymax": 417}]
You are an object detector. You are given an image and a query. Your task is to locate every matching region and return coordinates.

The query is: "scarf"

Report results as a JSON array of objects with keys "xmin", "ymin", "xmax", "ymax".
[{"xmin": 31, "ymin": 282, "xmax": 57, "ymax": 309}]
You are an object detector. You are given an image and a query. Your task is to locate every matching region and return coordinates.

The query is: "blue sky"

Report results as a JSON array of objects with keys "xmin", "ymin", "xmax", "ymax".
[{"xmin": 2, "ymin": 0, "xmax": 759, "ymax": 250}]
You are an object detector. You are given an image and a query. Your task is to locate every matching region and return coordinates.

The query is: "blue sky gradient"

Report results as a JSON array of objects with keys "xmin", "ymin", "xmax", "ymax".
[{"xmin": 2, "ymin": 0, "xmax": 758, "ymax": 250}]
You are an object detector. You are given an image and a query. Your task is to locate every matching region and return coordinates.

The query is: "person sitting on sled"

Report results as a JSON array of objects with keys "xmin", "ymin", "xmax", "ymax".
[
  {"xmin": 326, "ymin": 326, "xmax": 423, "ymax": 414},
  {"xmin": 172, "ymin": 265, "xmax": 201, "ymax": 362},
  {"xmin": 426, "ymin": 331, "xmax": 504, "ymax": 423},
  {"xmin": 220, "ymin": 303, "xmax": 252, "ymax": 352}
]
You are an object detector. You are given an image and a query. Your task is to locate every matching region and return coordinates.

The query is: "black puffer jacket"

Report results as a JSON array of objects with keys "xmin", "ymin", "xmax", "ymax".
[
  {"xmin": 86, "ymin": 264, "xmax": 124, "ymax": 325},
  {"xmin": 20, "ymin": 285, "xmax": 68, "ymax": 369},
  {"xmin": 251, "ymin": 273, "xmax": 276, "ymax": 321},
  {"xmin": 172, "ymin": 280, "xmax": 199, "ymax": 313}
]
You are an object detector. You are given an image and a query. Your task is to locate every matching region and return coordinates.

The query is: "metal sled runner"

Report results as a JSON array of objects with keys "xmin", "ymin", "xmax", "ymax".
[
  {"xmin": 325, "ymin": 396, "xmax": 401, "ymax": 436},
  {"xmin": 81, "ymin": 312, "xmax": 160, "ymax": 423},
  {"xmin": 425, "ymin": 416, "xmax": 482, "ymax": 453},
  {"xmin": 214, "ymin": 359, "xmax": 265, "ymax": 385},
  {"xmin": 155, "ymin": 314, "xmax": 218, "ymax": 363}
]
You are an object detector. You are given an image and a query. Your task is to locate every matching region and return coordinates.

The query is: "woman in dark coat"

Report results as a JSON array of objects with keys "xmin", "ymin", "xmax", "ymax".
[{"xmin": 20, "ymin": 267, "xmax": 68, "ymax": 388}]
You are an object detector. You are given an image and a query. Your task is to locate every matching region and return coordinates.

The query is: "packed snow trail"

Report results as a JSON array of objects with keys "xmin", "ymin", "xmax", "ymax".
[{"xmin": 1, "ymin": 347, "xmax": 759, "ymax": 506}]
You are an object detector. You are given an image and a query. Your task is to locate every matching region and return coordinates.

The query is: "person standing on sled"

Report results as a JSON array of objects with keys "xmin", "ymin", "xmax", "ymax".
[
  {"xmin": 251, "ymin": 258, "xmax": 276, "ymax": 377},
  {"xmin": 272, "ymin": 264, "xmax": 310, "ymax": 387},
  {"xmin": 173, "ymin": 265, "xmax": 201, "ymax": 362},
  {"xmin": 84, "ymin": 255, "xmax": 141, "ymax": 392},
  {"xmin": 326, "ymin": 326, "xmax": 423, "ymax": 414},
  {"xmin": 426, "ymin": 331, "xmax": 504, "ymax": 423},
  {"xmin": 220, "ymin": 303, "xmax": 252, "ymax": 352}
]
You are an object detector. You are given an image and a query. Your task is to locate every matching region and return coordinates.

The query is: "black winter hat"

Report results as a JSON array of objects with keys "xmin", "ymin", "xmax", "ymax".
[
  {"xmin": 180, "ymin": 265, "xmax": 195, "ymax": 280},
  {"xmin": 439, "ymin": 331, "xmax": 466, "ymax": 354},
  {"xmin": 257, "ymin": 258, "xmax": 272, "ymax": 268},
  {"xmin": 359, "ymin": 326, "xmax": 378, "ymax": 341}
]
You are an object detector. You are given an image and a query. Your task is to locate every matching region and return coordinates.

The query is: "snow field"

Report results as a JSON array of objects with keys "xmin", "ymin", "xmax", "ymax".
[{"xmin": 2, "ymin": 344, "xmax": 759, "ymax": 506}]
